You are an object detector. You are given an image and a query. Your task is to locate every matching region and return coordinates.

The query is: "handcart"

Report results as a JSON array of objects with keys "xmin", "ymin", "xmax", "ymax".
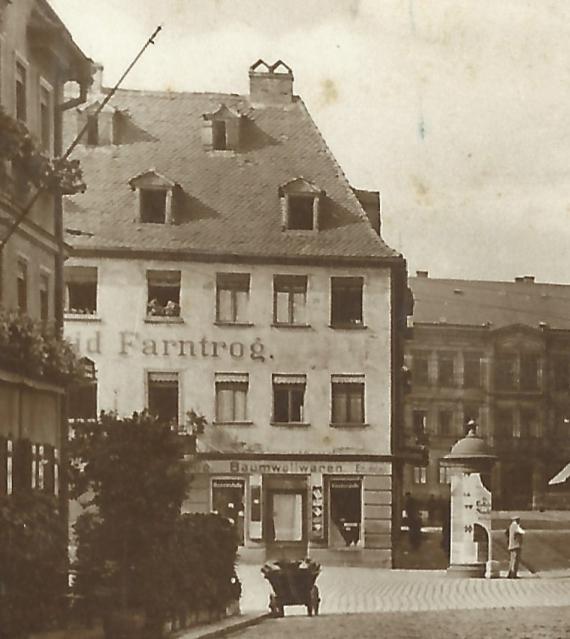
[{"xmin": 261, "ymin": 558, "xmax": 321, "ymax": 617}]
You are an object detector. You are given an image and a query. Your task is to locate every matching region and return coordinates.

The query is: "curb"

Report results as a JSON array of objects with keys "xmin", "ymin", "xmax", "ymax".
[{"xmin": 181, "ymin": 612, "xmax": 270, "ymax": 639}]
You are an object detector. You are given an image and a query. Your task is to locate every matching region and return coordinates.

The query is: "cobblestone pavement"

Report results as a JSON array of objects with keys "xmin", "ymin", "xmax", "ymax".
[
  {"xmin": 237, "ymin": 565, "xmax": 570, "ymax": 615},
  {"xmin": 231, "ymin": 607, "xmax": 570, "ymax": 639}
]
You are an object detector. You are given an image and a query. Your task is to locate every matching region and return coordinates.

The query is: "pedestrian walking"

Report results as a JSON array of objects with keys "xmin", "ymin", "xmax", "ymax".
[{"xmin": 507, "ymin": 515, "xmax": 525, "ymax": 578}]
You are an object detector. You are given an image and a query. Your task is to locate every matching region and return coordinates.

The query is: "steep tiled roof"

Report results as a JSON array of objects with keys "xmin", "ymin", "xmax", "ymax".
[
  {"xmin": 64, "ymin": 88, "xmax": 400, "ymax": 263},
  {"xmin": 410, "ymin": 276, "xmax": 570, "ymax": 330}
]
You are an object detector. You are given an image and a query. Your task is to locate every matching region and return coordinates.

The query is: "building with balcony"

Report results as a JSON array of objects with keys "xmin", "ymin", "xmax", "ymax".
[
  {"xmin": 0, "ymin": 0, "xmax": 91, "ymax": 500},
  {"xmin": 403, "ymin": 272, "xmax": 570, "ymax": 511},
  {"xmin": 63, "ymin": 60, "xmax": 416, "ymax": 566}
]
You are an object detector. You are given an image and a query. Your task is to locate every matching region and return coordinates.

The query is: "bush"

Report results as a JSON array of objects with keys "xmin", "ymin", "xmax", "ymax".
[{"xmin": 0, "ymin": 493, "xmax": 68, "ymax": 639}]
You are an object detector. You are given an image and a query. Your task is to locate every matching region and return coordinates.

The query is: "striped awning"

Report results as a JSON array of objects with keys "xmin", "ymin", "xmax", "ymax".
[
  {"xmin": 273, "ymin": 374, "xmax": 306, "ymax": 385},
  {"xmin": 331, "ymin": 374, "xmax": 365, "ymax": 384},
  {"xmin": 215, "ymin": 373, "xmax": 248, "ymax": 384}
]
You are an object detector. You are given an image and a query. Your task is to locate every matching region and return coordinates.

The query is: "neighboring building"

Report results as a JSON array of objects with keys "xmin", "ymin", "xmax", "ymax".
[
  {"xmin": 0, "ymin": 0, "xmax": 91, "ymax": 499},
  {"xmin": 403, "ymin": 272, "xmax": 570, "ymax": 511},
  {"xmin": 63, "ymin": 60, "xmax": 417, "ymax": 566}
]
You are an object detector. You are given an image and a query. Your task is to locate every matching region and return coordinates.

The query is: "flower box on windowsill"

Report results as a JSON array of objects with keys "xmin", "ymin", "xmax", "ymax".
[
  {"xmin": 270, "ymin": 421, "xmax": 311, "ymax": 428},
  {"xmin": 213, "ymin": 420, "xmax": 254, "ymax": 426},
  {"xmin": 214, "ymin": 321, "xmax": 254, "ymax": 328},
  {"xmin": 329, "ymin": 422, "xmax": 370, "ymax": 428},
  {"xmin": 65, "ymin": 312, "xmax": 101, "ymax": 322},
  {"xmin": 271, "ymin": 323, "xmax": 312, "ymax": 329},
  {"xmin": 144, "ymin": 315, "xmax": 184, "ymax": 324}
]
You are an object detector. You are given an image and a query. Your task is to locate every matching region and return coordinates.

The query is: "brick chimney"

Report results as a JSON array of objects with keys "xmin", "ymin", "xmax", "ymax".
[
  {"xmin": 416, "ymin": 270, "xmax": 429, "ymax": 278},
  {"xmin": 249, "ymin": 59, "xmax": 293, "ymax": 106}
]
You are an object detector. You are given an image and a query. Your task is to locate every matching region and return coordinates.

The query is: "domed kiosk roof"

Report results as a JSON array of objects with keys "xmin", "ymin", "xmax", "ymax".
[{"xmin": 443, "ymin": 429, "xmax": 496, "ymax": 466}]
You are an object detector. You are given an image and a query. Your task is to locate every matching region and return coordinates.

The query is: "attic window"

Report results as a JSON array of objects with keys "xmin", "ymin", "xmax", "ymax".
[
  {"xmin": 212, "ymin": 120, "xmax": 227, "ymax": 150},
  {"xmin": 202, "ymin": 104, "xmax": 244, "ymax": 152},
  {"xmin": 86, "ymin": 114, "xmax": 99, "ymax": 145},
  {"xmin": 288, "ymin": 196, "xmax": 315, "ymax": 230},
  {"xmin": 279, "ymin": 178, "xmax": 324, "ymax": 232},
  {"xmin": 140, "ymin": 189, "xmax": 167, "ymax": 224}
]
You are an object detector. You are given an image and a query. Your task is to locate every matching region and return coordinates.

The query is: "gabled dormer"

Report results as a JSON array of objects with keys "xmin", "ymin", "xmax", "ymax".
[
  {"xmin": 77, "ymin": 100, "xmax": 119, "ymax": 146},
  {"xmin": 279, "ymin": 178, "xmax": 324, "ymax": 231},
  {"xmin": 129, "ymin": 169, "xmax": 179, "ymax": 224},
  {"xmin": 202, "ymin": 104, "xmax": 246, "ymax": 152}
]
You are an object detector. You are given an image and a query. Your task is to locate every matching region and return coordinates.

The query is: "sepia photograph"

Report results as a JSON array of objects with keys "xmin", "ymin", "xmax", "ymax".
[{"xmin": 0, "ymin": 1, "xmax": 569, "ymax": 637}]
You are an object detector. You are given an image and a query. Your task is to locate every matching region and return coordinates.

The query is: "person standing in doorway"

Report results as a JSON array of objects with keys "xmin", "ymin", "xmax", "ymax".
[{"xmin": 507, "ymin": 515, "xmax": 525, "ymax": 578}]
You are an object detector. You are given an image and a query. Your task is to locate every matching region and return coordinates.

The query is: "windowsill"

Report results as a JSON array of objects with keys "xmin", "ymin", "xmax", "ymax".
[
  {"xmin": 213, "ymin": 420, "xmax": 253, "ymax": 426},
  {"xmin": 330, "ymin": 422, "xmax": 369, "ymax": 428},
  {"xmin": 271, "ymin": 323, "xmax": 312, "ymax": 329},
  {"xmin": 329, "ymin": 323, "xmax": 367, "ymax": 330},
  {"xmin": 271, "ymin": 421, "xmax": 311, "ymax": 428},
  {"xmin": 144, "ymin": 315, "xmax": 184, "ymax": 324},
  {"xmin": 64, "ymin": 313, "xmax": 101, "ymax": 322},
  {"xmin": 214, "ymin": 321, "xmax": 254, "ymax": 328}
]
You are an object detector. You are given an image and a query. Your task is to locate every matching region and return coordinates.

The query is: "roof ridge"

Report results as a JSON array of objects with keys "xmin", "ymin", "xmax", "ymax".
[{"xmin": 102, "ymin": 86, "xmax": 248, "ymax": 100}]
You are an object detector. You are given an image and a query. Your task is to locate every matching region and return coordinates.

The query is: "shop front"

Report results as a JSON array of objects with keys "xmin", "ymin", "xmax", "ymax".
[{"xmin": 186, "ymin": 455, "xmax": 393, "ymax": 566}]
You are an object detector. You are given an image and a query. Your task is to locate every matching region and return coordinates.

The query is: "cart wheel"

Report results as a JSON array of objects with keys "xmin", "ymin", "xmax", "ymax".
[{"xmin": 310, "ymin": 585, "xmax": 320, "ymax": 616}]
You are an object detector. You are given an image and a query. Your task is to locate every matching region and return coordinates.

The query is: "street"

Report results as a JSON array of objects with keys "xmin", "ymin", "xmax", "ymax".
[{"xmin": 233, "ymin": 607, "xmax": 570, "ymax": 639}]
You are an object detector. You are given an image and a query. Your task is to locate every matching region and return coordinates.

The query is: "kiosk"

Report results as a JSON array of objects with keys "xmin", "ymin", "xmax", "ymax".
[{"xmin": 442, "ymin": 428, "xmax": 497, "ymax": 578}]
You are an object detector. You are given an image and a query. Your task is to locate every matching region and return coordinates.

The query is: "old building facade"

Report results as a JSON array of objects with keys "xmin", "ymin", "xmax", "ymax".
[
  {"xmin": 63, "ymin": 60, "xmax": 414, "ymax": 566},
  {"xmin": 0, "ymin": 0, "xmax": 90, "ymax": 498},
  {"xmin": 403, "ymin": 272, "xmax": 570, "ymax": 511}
]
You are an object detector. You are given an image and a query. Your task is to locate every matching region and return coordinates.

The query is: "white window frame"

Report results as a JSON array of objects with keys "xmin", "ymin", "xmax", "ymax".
[
  {"xmin": 14, "ymin": 52, "xmax": 29, "ymax": 123},
  {"xmin": 39, "ymin": 77, "xmax": 54, "ymax": 153},
  {"xmin": 413, "ymin": 466, "xmax": 427, "ymax": 485},
  {"xmin": 215, "ymin": 373, "xmax": 249, "ymax": 424}
]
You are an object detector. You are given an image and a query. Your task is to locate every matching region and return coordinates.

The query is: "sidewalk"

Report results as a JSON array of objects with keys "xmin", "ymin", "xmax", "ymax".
[{"xmin": 174, "ymin": 613, "xmax": 269, "ymax": 639}]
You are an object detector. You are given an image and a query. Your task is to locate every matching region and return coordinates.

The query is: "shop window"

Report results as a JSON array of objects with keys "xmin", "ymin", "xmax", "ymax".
[
  {"xmin": 216, "ymin": 273, "xmax": 250, "ymax": 323},
  {"xmin": 147, "ymin": 270, "xmax": 181, "ymax": 317},
  {"xmin": 64, "ymin": 266, "xmax": 97, "ymax": 315},
  {"xmin": 438, "ymin": 409, "xmax": 453, "ymax": 436},
  {"xmin": 412, "ymin": 352, "xmax": 429, "ymax": 386},
  {"xmin": 553, "ymin": 356, "xmax": 570, "ymax": 391},
  {"xmin": 215, "ymin": 373, "xmax": 248, "ymax": 423},
  {"xmin": 273, "ymin": 275, "xmax": 307, "ymax": 325},
  {"xmin": 330, "ymin": 277, "xmax": 363, "ymax": 327},
  {"xmin": 147, "ymin": 372, "xmax": 179, "ymax": 426},
  {"xmin": 68, "ymin": 383, "xmax": 98, "ymax": 420},
  {"xmin": 39, "ymin": 274, "xmax": 49, "ymax": 321},
  {"xmin": 520, "ymin": 408, "xmax": 538, "ymax": 439},
  {"xmin": 437, "ymin": 352, "xmax": 455, "ymax": 387},
  {"xmin": 270, "ymin": 492, "xmax": 303, "ymax": 541},
  {"xmin": 17, "ymin": 260, "xmax": 27, "ymax": 312},
  {"xmin": 329, "ymin": 478, "xmax": 362, "ymax": 547},
  {"xmin": 288, "ymin": 195, "xmax": 315, "ymax": 230},
  {"xmin": 272, "ymin": 374, "xmax": 306, "ymax": 423},
  {"xmin": 211, "ymin": 478, "xmax": 245, "ymax": 545},
  {"xmin": 413, "ymin": 466, "xmax": 427, "ymax": 484},
  {"xmin": 331, "ymin": 375, "xmax": 365, "ymax": 425},
  {"xmin": 15, "ymin": 60, "xmax": 27, "ymax": 122},
  {"xmin": 438, "ymin": 461, "xmax": 451, "ymax": 484},
  {"xmin": 40, "ymin": 84, "xmax": 52, "ymax": 152},
  {"xmin": 520, "ymin": 354, "xmax": 539, "ymax": 391},
  {"xmin": 464, "ymin": 352, "xmax": 482, "ymax": 389},
  {"xmin": 495, "ymin": 354, "xmax": 516, "ymax": 391}
]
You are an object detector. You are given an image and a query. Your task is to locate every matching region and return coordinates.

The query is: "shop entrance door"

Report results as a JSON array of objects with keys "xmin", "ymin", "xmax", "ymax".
[{"xmin": 265, "ymin": 485, "xmax": 307, "ymax": 560}]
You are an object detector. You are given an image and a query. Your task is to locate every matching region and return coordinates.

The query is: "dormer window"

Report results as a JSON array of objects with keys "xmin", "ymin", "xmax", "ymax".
[
  {"xmin": 279, "ymin": 178, "xmax": 324, "ymax": 231},
  {"xmin": 129, "ymin": 170, "xmax": 178, "ymax": 225},
  {"xmin": 202, "ymin": 104, "xmax": 246, "ymax": 152},
  {"xmin": 77, "ymin": 100, "xmax": 120, "ymax": 146},
  {"xmin": 86, "ymin": 113, "xmax": 99, "ymax": 146}
]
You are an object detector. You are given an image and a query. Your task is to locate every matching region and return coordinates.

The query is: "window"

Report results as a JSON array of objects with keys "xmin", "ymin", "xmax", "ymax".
[
  {"xmin": 15, "ymin": 61, "xmax": 26, "ymax": 122},
  {"xmin": 39, "ymin": 274, "xmax": 49, "ymax": 321},
  {"xmin": 140, "ymin": 188, "xmax": 167, "ymax": 223},
  {"xmin": 39, "ymin": 84, "xmax": 52, "ymax": 152},
  {"xmin": 212, "ymin": 478, "xmax": 245, "ymax": 545},
  {"xmin": 215, "ymin": 373, "xmax": 248, "ymax": 423},
  {"xmin": 438, "ymin": 461, "xmax": 451, "ymax": 484},
  {"xmin": 438, "ymin": 409, "xmax": 453, "ymax": 436},
  {"xmin": 272, "ymin": 374, "xmax": 306, "ymax": 423},
  {"xmin": 412, "ymin": 352, "xmax": 429, "ymax": 386},
  {"xmin": 464, "ymin": 404, "xmax": 480, "ymax": 434},
  {"xmin": 273, "ymin": 275, "xmax": 307, "ymax": 325},
  {"xmin": 329, "ymin": 478, "xmax": 362, "ymax": 547},
  {"xmin": 495, "ymin": 407, "xmax": 514, "ymax": 439},
  {"xmin": 288, "ymin": 195, "xmax": 315, "ymax": 230},
  {"xmin": 147, "ymin": 372, "xmax": 179, "ymax": 426},
  {"xmin": 412, "ymin": 409, "xmax": 427, "ymax": 436},
  {"xmin": 464, "ymin": 352, "xmax": 482, "ymax": 389},
  {"xmin": 64, "ymin": 266, "xmax": 97, "ymax": 315},
  {"xmin": 437, "ymin": 352, "xmax": 454, "ymax": 387},
  {"xmin": 212, "ymin": 120, "xmax": 227, "ymax": 150},
  {"xmin": 17, "ymin": 260, "xmax": 27, "ymax": 312},
  {"xmin": 520, "ymin": 354, "xmax": 539, "ymax": 391},
  {"xmin": 147, "ymin": 270, "xmax": 181, "ymax": 317},
  {"xmin": 495, "ymin": 354, "xmax": 517, "ymax": 391},
  {"xmin": 553, "ymin": 356, "xmax": 569, "ymax": 391},
  {"xmin": 520, "ymin": 408, "xmax": 538, "ymax": 439},
  {"xmin": 413, "ymin": 466, "xmax": 427, "ymax": 484},
  {"xmin": 86, "ymin": 113, "xmax": 99, "ymax": 145},
  {"xmin": 68, "ymin": 383, "xmax": 98, "ymax": 420},
  {"xmin": 331, "ymin": 277, "xmax": 363, "ymax": 327},
  {"xmin": 216, "ymin": 273, "xmax": 250, "ymax": 323},
  {"xmin": 331, "ymin": 375, "xmax": 365, "ymax": 425}
]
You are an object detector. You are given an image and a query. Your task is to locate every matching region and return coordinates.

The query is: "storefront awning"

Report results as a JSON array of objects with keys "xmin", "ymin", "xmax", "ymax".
[{"xmin": 548, "ymin": 462, "xmax": 570, "ymax": 485}]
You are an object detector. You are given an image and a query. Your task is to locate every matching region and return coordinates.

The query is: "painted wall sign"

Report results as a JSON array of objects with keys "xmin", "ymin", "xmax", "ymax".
[
  {"xmin": 194, "ymin": 459, "xmax": 391, "ymax": 476},
  {"xmin": 69, "ymin": 330, "xmax": 267, "ymax": 362}
]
